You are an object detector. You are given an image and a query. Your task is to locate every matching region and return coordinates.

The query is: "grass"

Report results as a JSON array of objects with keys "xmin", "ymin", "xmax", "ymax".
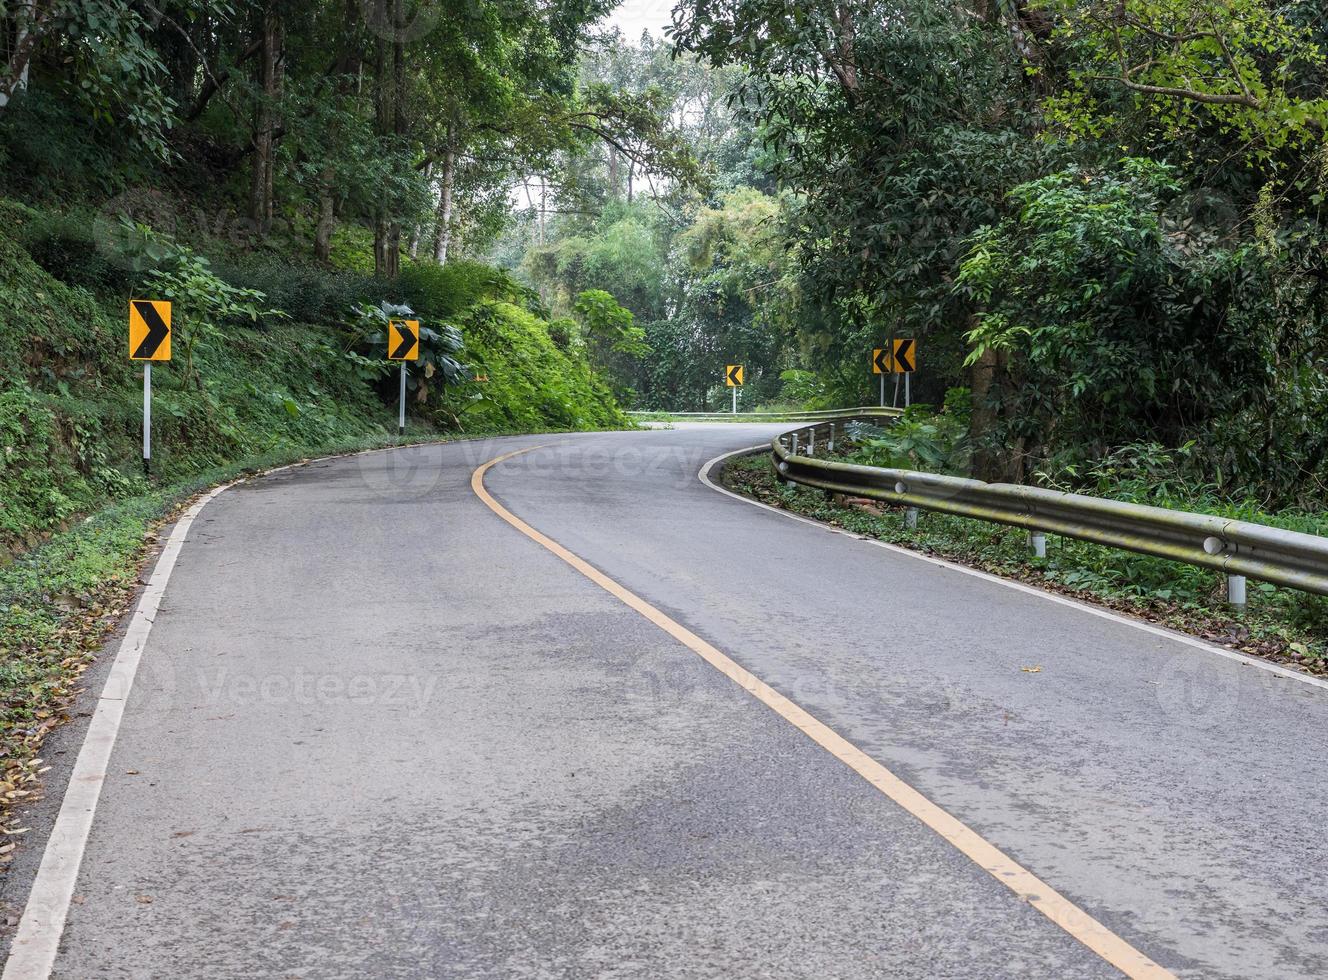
[{"xmin": 722, "ymin": 451, "xmax": 1328, "ymax": 677}]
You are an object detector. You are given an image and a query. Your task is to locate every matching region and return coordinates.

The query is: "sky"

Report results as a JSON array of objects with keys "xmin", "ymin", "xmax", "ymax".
[{"xmin": 603, "ymin": 0, "xmax": 675, "ymax": 41}]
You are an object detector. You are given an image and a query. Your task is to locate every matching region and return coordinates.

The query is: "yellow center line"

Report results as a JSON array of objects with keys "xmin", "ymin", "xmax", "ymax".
[{"xmin": 472, "ymin": 446, "xmax": 1174, "ymax": 980}]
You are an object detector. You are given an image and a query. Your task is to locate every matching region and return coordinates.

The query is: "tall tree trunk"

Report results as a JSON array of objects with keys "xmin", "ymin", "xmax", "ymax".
[
  {"xmin": 308, "ymin": 0, "xmax": 360, "ymax": 261},
  {"xmin": 372, "ymin": 0, "xmax": 406, "ymax": 278},
  {"xmin": 387, "ymin": 8, "xmax": 404, "ymax": 276},
  {"xmin": 372, "ymin": 5, "xmax": 392, "ymax": 276},
  {"xmin": 969, "ymin": 339, "xmax": 999, "ymax": 482},
  {"xmin": 408, "ymin": 160, "xmax": 432, "ymax": 259},
  {"xmin": 433, "ymin": 131, "xmax": 455, "ymax": 264},
  {"xmin": 0, "ymin": 0, "xmax": 39, "ymax": 109},
  {"xmin": 538, "ymin": 177, "xmax": 546, "ymax": 245},
  {"xmin": 314, "ymin": 169, "xmax": 336, "ymax": 263},
  {"xmin": 825, "ymin": 3, "xmax": 860, "ymax": 99},
  {"xmin": 249, "ymin": 2, "xmax": 282, "ymax": 235},
  {"xmin": 607, "ymin": 145, "xmax": 620, "ymax": 198},
  {"xmin": 970, "ymin": 343, "xmax": 1024, "ymax": 482}
]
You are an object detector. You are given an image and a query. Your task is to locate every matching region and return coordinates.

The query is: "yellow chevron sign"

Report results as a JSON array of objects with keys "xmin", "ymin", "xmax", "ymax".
[
  {"xmin": 388, "ymin": 320, "xmax": 420, "ymax": 361},
  {"xmin": 128, "ymin": 300, "xmax": 172, "ymax": 361},
  {"xmin": 892, "ymin": 337, "xmax": 916, "ymax": 373}
]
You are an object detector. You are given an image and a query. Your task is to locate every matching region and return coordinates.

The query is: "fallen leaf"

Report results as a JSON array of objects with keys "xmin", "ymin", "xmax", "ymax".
[
  {"xmin": 134, "ymin": 895, "xmax": 153, "ymax": 905},
  {"xmin": 1020, "ymin": 665, "xmax": 1043, "ymax": 673}
]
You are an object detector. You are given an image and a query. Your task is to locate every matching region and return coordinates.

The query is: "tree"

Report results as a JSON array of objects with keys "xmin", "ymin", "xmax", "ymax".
[
  {"xmin": 672, "ymin": 0, "xmax": 1052, "ymax": 413},
  {"xmin": 1040, "ymin": 0, "xmax": 1328, "ymax": 159},
  {"xmin": 1, "ymin": 0, "xmax": 182, "ymax": 158}
]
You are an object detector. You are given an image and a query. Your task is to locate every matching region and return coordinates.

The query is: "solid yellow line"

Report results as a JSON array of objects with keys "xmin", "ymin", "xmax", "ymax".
[{"xmin": 472, "ymin": 446, "xmax": 1175, "ymax": 980}]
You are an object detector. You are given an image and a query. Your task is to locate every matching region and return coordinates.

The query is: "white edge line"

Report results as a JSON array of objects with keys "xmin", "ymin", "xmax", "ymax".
[
  {"xmin": 1, "ymin": 477, "xmax": 236, "ymax": 980},
  {"xmin": 699, "ymin": 444, "xmax": 1328, "ymax": 695},
  {"xmin": 0, "ymin": 436, "xmax": 506, "ymax": 980}
]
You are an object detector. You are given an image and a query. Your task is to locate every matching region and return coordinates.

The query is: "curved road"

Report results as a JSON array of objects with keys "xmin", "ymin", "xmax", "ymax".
[{"xmin": 3, "ymin": 424, "xmax": 1326, "ymax": 978}]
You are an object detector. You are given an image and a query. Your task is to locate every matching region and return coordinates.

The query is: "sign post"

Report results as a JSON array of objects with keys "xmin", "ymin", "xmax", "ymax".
[
  {"xmin": 892, "ymin": 338, "xmax": 916, "ymax": 408},
  {"xmin": 725, "ymin": 364, "xmax": 744, "ymax": 413},
  {"xmin": 128, "ymin": 299, "xmax": 172, "ymax": 476},
  {"xmin": 872, "ymin": 348, "xmax": 890, "ymax": 405},
  {"xmin": 144, "ymin": 363, "xmax": 151, "ymax": 474},
  {"xmin": 398, "ymin": 362, "xmax": 407, "ymax": 434},
  {"xmin": 387, "ymin": 319, "xmax": 421, "ymax": 436}
]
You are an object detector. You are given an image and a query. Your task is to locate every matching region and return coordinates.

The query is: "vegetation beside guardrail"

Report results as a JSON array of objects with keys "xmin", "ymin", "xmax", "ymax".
[
  {"xmin": 631, "ymin": 406, "xmax": 903, "ymax": 424},
  {"xmin": 770, "ymin": 413, "xmax": 1328, "ymax": 604}
]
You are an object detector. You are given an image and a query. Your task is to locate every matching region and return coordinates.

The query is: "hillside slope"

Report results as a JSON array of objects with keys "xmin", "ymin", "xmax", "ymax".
[{"xmin": 0, "ymin": 202, "xmax": 626, "ymax": 557}]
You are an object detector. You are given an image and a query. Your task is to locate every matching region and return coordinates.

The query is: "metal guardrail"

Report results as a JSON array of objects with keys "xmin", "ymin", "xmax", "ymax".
[
  {"xmin": 769, "ymin": 414, "xmax": 1328, "ymax": 603},
  {"xmin": 631, "ymin": 406, "xmax": 903, "ymax": 423}
]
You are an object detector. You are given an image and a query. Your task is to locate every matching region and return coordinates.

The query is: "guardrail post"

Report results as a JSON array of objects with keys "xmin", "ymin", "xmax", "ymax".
[
  {"xmin": 827, "ymin": 423, "xmax": 836, "ymax": 453},
  {"xmin": 791, "ymin": 432, "xmax": 800, "ymax": 456},
  {"xmin": 905, "ymin": 507, "xmax": 919, "ymax": 529},
  {"xmin": 807, "ymin": 428, "xmax": 816, "ymax": 456},
  {"xmin": 1227, "ymin": 574, "xmax": 1247, "ymax": 607},
  {"xmin": 1029, "ymin": 531, "xmax": 1046, "ymax": 558}
]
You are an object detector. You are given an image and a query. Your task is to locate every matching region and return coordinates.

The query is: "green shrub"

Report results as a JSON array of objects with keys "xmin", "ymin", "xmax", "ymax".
[
  {"xmin": 0, "ymin": 389, "xmax": 105, "ymax": 552},
  {"xmin": 441, "ymin": 301, "xmax": 626, "ymax": 432},
  {"xmin": 398, "ymin": 260, "xmax": 536, "ymax": 319},
  {"xmin": 851, "ymin": 390, "xmax": 972, "ymax": 474},
  {"xmin": 14, "ymin": 207, "xmax": 128, "ymax": 293},
  {"xmin": 778, "ymin": 369, "xmax": 832, "ymax": 409},
  {"xmin": 345, "ymin": 300, "xmax": 469, "ymax": 405},
  {"xmin": 213, "ymin": 254, "xmax": 390, "ymax": 325}
]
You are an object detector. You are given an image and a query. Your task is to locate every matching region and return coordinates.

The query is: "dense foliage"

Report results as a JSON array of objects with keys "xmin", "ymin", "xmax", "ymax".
[
  {"xmin": 659, "ymin": 0, "xmax": 1328, "ymax": 501},
  {"xmin": 0, "ymin": 0, "xmax": 656, "ymax": 554},
  {"xmin": 4, "ymin": 0, "xmax": 1328, "ymax": 502}
]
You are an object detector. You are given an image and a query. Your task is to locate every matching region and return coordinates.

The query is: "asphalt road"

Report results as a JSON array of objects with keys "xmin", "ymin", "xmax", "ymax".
[{"xmin": 6, "ymin": 424, "xmax": 1328, "ymax": 978}]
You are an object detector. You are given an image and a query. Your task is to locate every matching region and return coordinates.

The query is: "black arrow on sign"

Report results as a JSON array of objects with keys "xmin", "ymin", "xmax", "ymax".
[
  {"xmin": 873, "ymin": 348, "xmax": 889, "ymax": 373},
  {"xmin": 131, "ymin": 301, "xmax": 170, "ymax": 359},
  {"xmin": 390, "ymin": 323, "xmax": 418, "ymax": 359},
  {"xmin": 727, "ymin": 364, "xmax": 742, "ymax": 385},
  {"xmin": 894, "ymin": 338, "xmax": 915, "ymax": 373}
]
